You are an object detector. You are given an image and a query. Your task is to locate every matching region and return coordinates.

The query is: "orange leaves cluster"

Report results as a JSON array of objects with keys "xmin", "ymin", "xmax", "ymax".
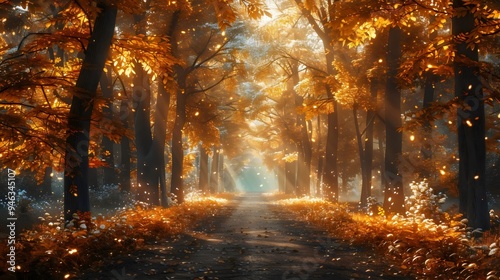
[
  {"xmin": 211, "ymin": 0, "xmax": 270, "ymax": 30},
  {"xmin": 0, "ymin": 197, "xmax": 227, "ymax": 278},
  {"xmin": 277, "ymin": 197, "xmax": 500, "ymax": 279},
  {"xmin": 112, "ymin": 34, "xmax": 175, "ymax": 81},
  {"xmin": 0, "ymin": 50, "xmax": 71, "ymax": 179}
]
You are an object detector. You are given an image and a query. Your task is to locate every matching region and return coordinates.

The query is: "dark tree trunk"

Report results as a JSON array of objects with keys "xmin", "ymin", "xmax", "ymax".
[
  {"xmin": 359, "ymin": 81, "xmax": 377, "ymax": 207},
  {"xmin": 421, "ymin": 15, "xmax": 437, "ymax": 165},
  {"xmin": 100, "ymin": 69, "xmax": 117, "ymax": 186},
  {"xmin": 322, "ymin": 47, "xmax": 339, "ymax": 201},
  {"xmin": 316, "ymin": 116, "xmax": 324, "ymax": 197},
  {"xmin": 153, "ymin": 79, "xmax": 170, "ymax": 207},
  {"xmin": 383, "ymin": 26, "xmax": 405, "ymax": 214},
  {"xmin": 171, "ymin": 69, "xmax": 187, "ymax": 203},
  {"xmin": 132, "ymin": 11, "xmax": 160, "ymax": 205},
  {"xmin": 341, "ymin": 140, "xmax": 348, "ymax": 196},
  {"xmin": 157, "ymin": 11, "xmax": 179, "ymax": 207},
  {"xmin": 88, "ymin": 168, "xmax": 98, "ymax": 189},
  {"xmin": 452, "ymin": 0, "xmax": 489, "ymax": 230},
  {"xmin": 119, "ymin": 100, "xmax": 131, "ymax": 193},
  {"xmin": 377, "ymin": 116, "xmax": 385, "ymax": 195},
  {"xmin": 199, "ymin": 144, "xmax": 209, "ymax": 193},
  {"xmin": 63, "ymin": 4, "xmax": 117, "ymax": 223},
  {"xmin": 133, "ymin": 64, "xmax": 159, "ymax": 204},
  {"xmin": 353, "ymin": 107, "xmax": 367, "ymax": 207},
  {"xmin": 39, "ymin": 167, "xmax": 52, "ymax": 196}
]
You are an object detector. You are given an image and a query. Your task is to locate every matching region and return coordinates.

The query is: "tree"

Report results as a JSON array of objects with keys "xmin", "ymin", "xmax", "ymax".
[
  {"xmin": 63, "ymin": 3, "xmax": 117, "ymax": 223},
  {"xmin": 333, "ymin": 50, "xmax": 378, "ymax": 207},
  {"xmin": 107, "ymin": 1, "xmax": 178, "ymax": 205},
  {"xmin": 452, "ymin": 0, "xmax": 489, "ymax": 230},
  {"xmin": 198, "ymin": 144, "xmax": 209, "ymax": 193},
  {"xmin": 169, "ymin": 14, "xmax": 251, "ymax": 202},
  {"xmin": 382, "ymin": 25, "xmax": 405, "ymax": 214},
  {"xmin": 99, "ymin": 68, "xmax": 118, "ymax": 186},
  {"xmin": 290, "ymin": 0, "xmax": 340, "ymax": 200}
]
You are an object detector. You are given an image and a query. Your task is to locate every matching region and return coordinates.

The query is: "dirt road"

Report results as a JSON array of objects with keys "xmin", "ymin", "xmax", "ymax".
[{"xmin": 79, "ymin": 193, "xmax": 412, "ymax": 280}]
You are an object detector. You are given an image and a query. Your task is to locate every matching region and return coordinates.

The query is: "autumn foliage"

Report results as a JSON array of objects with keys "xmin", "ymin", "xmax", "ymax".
[
  {"xmin": 276, "ymin": 193, "xmax": 500, "ymax": 279},
  {"xmin": 0, "ymin": 196, "xmax": 228, "ymax": 278}
]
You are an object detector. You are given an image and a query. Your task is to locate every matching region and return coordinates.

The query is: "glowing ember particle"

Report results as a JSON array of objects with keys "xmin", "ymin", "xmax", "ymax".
[
  {"xmin": 410, "ymin": 135, "xmax": 415, "ymax": 141},
  {"xmin": 440, "ymin": 170, "xmax": 446, "ymax": 175},
  {"xmin": 466, "ymin": 120, "xmax": 473, "ymax": 127},
  {"xmin": 474, "ymin": 175, "xmax": 479, "ymax": 180}
]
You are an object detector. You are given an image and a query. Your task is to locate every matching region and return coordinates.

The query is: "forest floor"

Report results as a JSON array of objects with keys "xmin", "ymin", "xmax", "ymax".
[{"xmin": 77, "ymin": 193, "xmax": 413, "ymax": 280}]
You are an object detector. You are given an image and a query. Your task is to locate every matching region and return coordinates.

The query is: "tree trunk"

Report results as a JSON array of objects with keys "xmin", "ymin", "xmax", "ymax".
[
  {"xmin": 353, "ymin": 106, "xmax": 367, "ymax": 207},
  {"xmin": 210, "ymin": 146, "xmax": 220, "ymax": 194},
  {"xmin": 452, "ymin": 0, "xmax": 489, "ymax": 230},
  {"xmin": 119, "ymin": 100, "xmax": 131, "ymax": 193},
  {"xmin": 63, "ymin": 4, "xmax": 117, "ymax": 223},
  {"xmin": 157, "ymin": 11, "xmax": 179, "ymax": 207},
  {"xmin": 133, "ymin": 64, "xmax": 159, "ymax": 204},
  {"xmin": 322, "ymin": 47, "xmax": 339, "ymax": 201},
  {"xmin": 171, "ymin": 67, "xmax": 187, "ymax": 203},
  {"xmin": 383, "ymin": 26, "xmax": 405, "ymax": 214},
  {"xmin": 377, "ymin": 115, "xmax": 385, "ymax": 196},
  {"xmin": 39, "ymin": 167, "xmax": 52, "ymax": 196},
  {"xmin": 315, "ymin": 116, "xmax": 324, "ymax": 197},
  {"xmin": 284, "ymin": 141, "xmax": 297, "ymax": 194},
  {"xmin": 340, "ymin": 141, "xmax": 348, "ymax": 196},
  {"xmin": 289, "ymin": 60, "xmax": 312, "ymax": 196},
  {"xmin": 153, "ymin": 79, "xmax": 171, "ymax": 207},
  {"xmin": 132, "ymin": 11, "xmax": 161, "ymax": 205},
  {"xmin": 88, "ymin": 168, "xmax": 98, "ymax": 189},
  {"xmin": 421, "ymin": 15, "xmax": 436, "ymax": 165},
  {"xmin": 100, "ymin": 69, "xmax": 117, "ymax": 186},
  {"xmin": 219, "ymin": 155, "xmax": 225, "ymax": 192},
  {"xmin": 198, "ymin": 144, "xmax": 209, "ymax": 193},
  {"xmin": 359, "ymin": 81, "xmax": 377, "ymax": 207}
]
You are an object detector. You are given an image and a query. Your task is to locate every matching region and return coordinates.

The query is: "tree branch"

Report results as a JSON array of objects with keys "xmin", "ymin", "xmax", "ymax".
[{"xmin": 292, "ymin": 0, "xmax": 327, "ymax": 41}]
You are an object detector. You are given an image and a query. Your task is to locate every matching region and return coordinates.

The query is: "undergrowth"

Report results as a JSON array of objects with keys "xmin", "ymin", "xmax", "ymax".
[
  {"xmin": 277, "ymin": 182, "xmax": 500, "ymax": 280},
  {"xmin": 0, "ymin": 196, "xmax": 227, "ymax": 279}
]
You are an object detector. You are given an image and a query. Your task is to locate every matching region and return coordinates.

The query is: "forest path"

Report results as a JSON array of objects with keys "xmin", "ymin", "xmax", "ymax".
[{"xmin": 79, "ymin": 193, "xmax": 412, "ymax": 280}]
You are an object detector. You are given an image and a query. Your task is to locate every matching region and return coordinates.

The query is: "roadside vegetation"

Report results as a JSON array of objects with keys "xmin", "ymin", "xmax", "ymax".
[
  {"xmin": 276, "ymin": 182, "xmax": 500, "ymax": 280},
  {"xmin": 0, "ymin": 194, "xmax": 228, "ymax": 279}
]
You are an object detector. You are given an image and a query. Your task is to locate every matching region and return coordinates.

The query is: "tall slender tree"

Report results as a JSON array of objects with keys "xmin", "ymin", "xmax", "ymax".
[
  {"xmin": 64, "ymin": 3, "xmax": 117, "ymax": 223},
  {"xmin": 292, "ymin": 0, "xmax": 339, "ymax": 201},
  {"xmin": 452, "ymin": 0, "xmax": 489, "ymax": 230},
  {"xmin": 383, "ymin": 26, "xmax": 405, "ymax": 214}
]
